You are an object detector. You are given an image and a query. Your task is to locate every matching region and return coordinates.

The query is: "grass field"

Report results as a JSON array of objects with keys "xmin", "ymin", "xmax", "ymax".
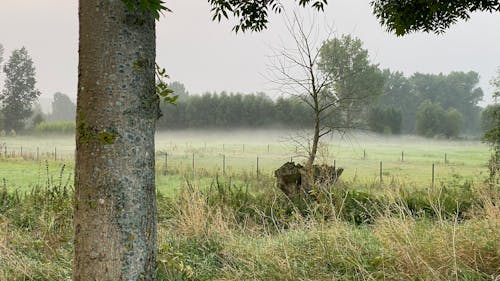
[
  {"xmin": 0, "ymin": 130, "xmax": 491, "ymax": 192},
  {"xmin": 1, "ymin": 130, "xmax": 498, "ymax": 280}
]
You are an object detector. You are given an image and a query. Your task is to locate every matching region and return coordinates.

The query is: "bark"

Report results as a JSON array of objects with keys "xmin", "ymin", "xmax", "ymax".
[
  {"xmin": 307, "ymin": 94, "xmax": 320, "ymax": 168},
  {"xmin": 74, "ymin": 1, "xmax": 158, "ymax": 280},
  {"xmin": 308, "ymin": 111, "xmax": 320, "ymax": 168}
]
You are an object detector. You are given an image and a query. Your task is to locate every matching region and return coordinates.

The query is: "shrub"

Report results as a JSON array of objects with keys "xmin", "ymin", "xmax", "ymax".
[{"xmin": 35, "ymin": 121, "xmax": 75, "ymax": 135}]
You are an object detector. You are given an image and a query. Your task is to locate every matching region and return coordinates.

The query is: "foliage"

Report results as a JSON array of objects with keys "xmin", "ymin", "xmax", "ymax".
[
  {"xmin": 371, "ymin": 0, "xmax": 500, "ymax": 35},
  {"xmin": 481, "ymin": 104, "xmax": 500, "ymax": 133},
  {"xmin": 492, "ymin": 68, "xmax": 500, "ymax": 99},
  {"xmin": 31, "ymin": 112, "xmax": 45, "ymax": 128},
  {"xmin": 50, "ymin": 92, "xmax": 75, "ymax": 122},
  {"xmin": 0, "ymin": 47, "xmax": 41, "ymax": 132},
  {"xmin": 416, "ymin": 100, "xmax": 444, "ymax": 137},
  {"xmin": 155, "ymin": 64, "xmax": 178, "ymax": 105},
  {"xmin": 416, "ymin": 100, "xmax": 464, "ymax": 138},
  {"xmin": 367, "ymin": 106, "xmax": 402, "ymax": 134},
  {"xmin": 444, "ymin": 108, "xmax": 464, "ymax": 138},
  {"xmin": 319, "ymin": 35, "xmax": 385, "ymax": 128},
  {"xmin": 121, "ymin": 0, "xmax": 171, "ymax": 20},
  {"xmin": 483, "ymin": 119, "xmax": 500, "ymax": 151},
  {"xmin": 158, "ymin": 91, "xmax": 312, "ymax": 130},
  {"xmin": 35, "ymin": 121, "xmax": 76, "ymax": 135},
  {"xmin": 377, "ymin": 70, "xmax": 418, "ymax": 133},
  {"xmin": 208, "ymin": 0, "xmax": 327, "ymax": 32},
  {"xmin": 375, "ymin": 70, "xmax": 482, "ymax": 135},
  {"xmin": 483, "ymin": 70, "xmax": 500, "ymax": 183}
]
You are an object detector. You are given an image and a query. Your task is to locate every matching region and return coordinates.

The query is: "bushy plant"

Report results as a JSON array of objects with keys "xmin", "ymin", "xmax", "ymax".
[{"xmin": 35, "ymin": 121, "xmax": 75, "ymax": 135}]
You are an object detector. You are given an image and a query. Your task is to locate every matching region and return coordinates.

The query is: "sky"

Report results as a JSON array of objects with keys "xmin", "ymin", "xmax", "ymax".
[{"xmin": 0, "ymin": 0, "xmax": 499, "ymax": 110}]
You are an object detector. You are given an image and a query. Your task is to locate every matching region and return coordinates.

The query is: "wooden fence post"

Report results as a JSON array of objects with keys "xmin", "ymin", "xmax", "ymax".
[
  {"xmin": 164, "ymin": 153, "xmax": 168, "ymax": 176},
  {"xmin": 256, "ymin": 156, "xmax": 259, "ymax": 179},
  {"xmin": 379, "ymin": 161, "xmax": 383, "ymax": 186},
  {"xmin": 192, "ymin": 153, "xmax": 195, "ymax": 176},
  {"xmin": 222, "ymin": 154, "xmax": 226, "ymax": 175},
  {"xmin": 432, "ymin": 163, "xmax": 435, "ymax": 188}
]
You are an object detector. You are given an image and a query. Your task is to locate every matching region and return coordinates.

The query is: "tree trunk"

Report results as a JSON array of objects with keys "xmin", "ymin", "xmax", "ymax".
[
  {"xmin": 307, "ymin": 103, "xmax": 320, "ymax": 168},
  {"xmin": 74, "ymin": 1, "xmax": 158, "ymax": 280}
]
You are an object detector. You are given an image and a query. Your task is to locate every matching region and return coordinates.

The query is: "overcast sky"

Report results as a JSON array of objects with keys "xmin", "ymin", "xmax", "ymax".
[{"xmin": 0, "ymin": 0, "xmax": 499, "ymax": 107}]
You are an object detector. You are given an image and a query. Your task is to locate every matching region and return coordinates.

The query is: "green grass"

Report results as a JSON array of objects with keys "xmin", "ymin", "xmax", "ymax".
[
  {"xmin": 2, "ymin": 171, "xmax": 497, "ymax": 280},
  {"xmin": 0, "ymin": 131, "xmax": 491, "ymax": 191}
]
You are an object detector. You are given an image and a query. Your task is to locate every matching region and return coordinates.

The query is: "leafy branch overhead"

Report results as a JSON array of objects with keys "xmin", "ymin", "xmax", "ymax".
[
  {"xmin": 208, "ymin": 0, "xmax": 328, "ymax": 32},
  {"xmin": 371, "ymin": 0, "xmax": 500, "ymax": 35}
]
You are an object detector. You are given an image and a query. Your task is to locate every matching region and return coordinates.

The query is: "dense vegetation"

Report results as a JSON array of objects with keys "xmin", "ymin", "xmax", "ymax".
[
  {"xmin": 0, "ymin": 162, "xmax": 498, "ymax": 280},
  {"xmin": 372, "ymin": 70, "xmax": 483, "ymax": 136},
  {"xmin": 157, "ymin": 69, "xmax": 485, "ymax": 138},
  {"xmin": 0, "ymin": 44, "xmax": 490, "ymax": 140}
]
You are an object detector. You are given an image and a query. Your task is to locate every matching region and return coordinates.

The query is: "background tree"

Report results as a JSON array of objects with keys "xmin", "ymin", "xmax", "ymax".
[
  {"xmin": 0, "ymin": 47, "xmax": 41, "ymax": 132},
  {"xmin": 483, "ymin": 70, "xmax": 500, "ymax": 181},
  {"xmin": 50, "ymin": 92, "xmax": 76, "ymax": 121},
  {"xmin": 371, "ymin": 0, "xmax": 500, "ymax": 35},
  {"xmin": 268, "ymin": 17, "xmax": 384, "ymax": 166},
  {"xmin": 410, "ymin": 71, "xmax": 483, "ymax": 134},
  {"xmin": 444, "ymin": 108, "xmax": 464, "ymax": 138},
  {"xmin": 415, "ymin": 100, "xmax": 463, "ymax": 138},
  {"xmin": 367, "ymin": 106, "xmax": 402, "ymax": 134},
  {"xmin": 266, "ymin": 14, "xmax": 336, "ymax": 167},
  {"xmin": 492, "ymin": 68, "xmax": 500, "ymax": 100},
  {"xmin": 416, "ymin": 100, "xmax": 446, "ymax": 137},
  {"xmin": 0, "ymin": 43, "xmax": 4, "ymax": 67},
  {"xmin": 482, "ymin": 104, "xmax": 500, "ymax": 133},
  {"xmin": 319, "ymin": 35, "xmax": 385, "ymax": 129},
  {"xmin": 376, "ymin": 70, "xmax": 416, "ymax": 133},
  {"xmin": 372, "ymin": 70, "xmax": 483, "ymax": 135}
]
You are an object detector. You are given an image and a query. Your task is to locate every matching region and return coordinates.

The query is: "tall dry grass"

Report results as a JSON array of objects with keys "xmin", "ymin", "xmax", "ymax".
[{"xmin": 0, "ymin": 168, "xmax": 498, "ymax": 280}]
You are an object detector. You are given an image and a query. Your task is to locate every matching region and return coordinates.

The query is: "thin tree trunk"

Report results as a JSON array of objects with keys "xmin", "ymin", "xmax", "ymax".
[
  {"xmin": 307, "ymin": 96, "xmax": 320, "ymax": 168},
  {"xmin": 74, "ymin": 1, "xmax": 158, "ymax": 280}
]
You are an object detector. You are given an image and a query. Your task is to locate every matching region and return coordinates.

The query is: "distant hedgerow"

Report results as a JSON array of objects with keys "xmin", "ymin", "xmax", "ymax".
[{"xmin": 35, "ymin": 121, "xmax": 75, "ymax": 135}]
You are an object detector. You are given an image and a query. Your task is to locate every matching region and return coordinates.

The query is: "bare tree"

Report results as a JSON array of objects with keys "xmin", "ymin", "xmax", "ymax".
[
  {"xmin": 268, "ymin": 14, "xmax": 384, "ymax": 168},
  {"xmin": 267, "ymin": 14, "xmax": 335, "ymax": 168}
]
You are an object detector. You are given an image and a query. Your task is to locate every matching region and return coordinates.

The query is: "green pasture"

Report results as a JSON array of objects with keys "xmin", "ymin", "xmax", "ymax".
[{"xmin": 0, "ymin": 130, "xmax": 491, "ymax": 193}]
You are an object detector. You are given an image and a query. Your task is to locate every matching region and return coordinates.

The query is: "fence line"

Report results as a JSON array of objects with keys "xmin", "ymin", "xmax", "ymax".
[{"xmin": 1, "ymin": 144, "xmax": 452, "ymax": 187}]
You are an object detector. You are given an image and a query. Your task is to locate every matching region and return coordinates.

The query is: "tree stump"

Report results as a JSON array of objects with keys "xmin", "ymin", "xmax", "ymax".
[{"xmin": 274, "ymin": 162, "xmax": 344, "ymax": 197}]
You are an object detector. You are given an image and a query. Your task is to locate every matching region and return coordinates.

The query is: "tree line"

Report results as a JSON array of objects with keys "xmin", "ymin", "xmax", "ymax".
[
  {"xmin": 369, "ymin": 70, "xmax": 484, "ymax": 137},
  {"xmin": 0, "ymin": 43, "xmax": 492, "ymax": 139},
  {"xmin": 158, "ymin": 69, "xmax": 487, "ymax": 139}
]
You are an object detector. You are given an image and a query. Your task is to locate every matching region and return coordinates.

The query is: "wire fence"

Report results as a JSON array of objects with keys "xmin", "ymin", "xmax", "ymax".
[{"xmin": 0, "ymin": 141, "xmax": 472, "ymax": 187}]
